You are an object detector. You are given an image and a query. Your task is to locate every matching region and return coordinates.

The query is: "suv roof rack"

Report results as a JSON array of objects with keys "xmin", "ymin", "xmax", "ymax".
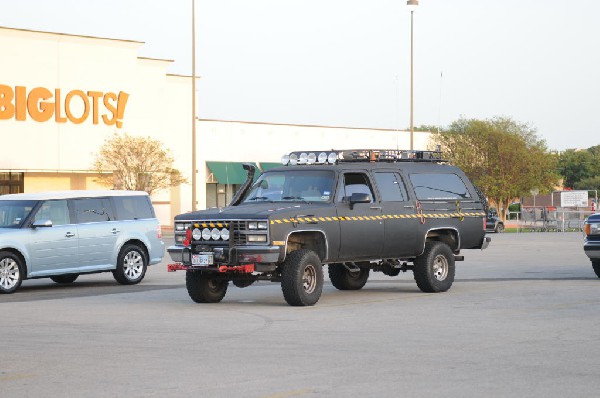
[
  {"xmin": 281, "ymin": 149, "xmax": 446, "ymax": 166},
  {"xmin": 336, "ymin": 149, "xmax": 445, "ymax": 163}
]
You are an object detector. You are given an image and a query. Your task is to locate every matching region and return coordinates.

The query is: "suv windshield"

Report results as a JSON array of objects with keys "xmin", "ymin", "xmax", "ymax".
[
  {"xmin": 243, "ymin": 170, "xmax": 336, "ymax": 203},
  {"xmin": 0, "ymin": 200, "xmax": 38, "ymax": 228}
]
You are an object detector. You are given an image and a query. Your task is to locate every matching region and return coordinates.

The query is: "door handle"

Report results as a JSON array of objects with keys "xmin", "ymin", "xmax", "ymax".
[
  {"xmin": 111, "ymin": 228, "xmax": 121, "ymax": 234},
  {"xmin": 404, "ymin": 205, "xmax": 415, "ymax": 209},
  {"xmin": 370, "ymin": 206, "xmax": 382, "ymax": 210},
  {"xmin": 65, "ymin": 232, "xmax": 76, "ymax": 238}
]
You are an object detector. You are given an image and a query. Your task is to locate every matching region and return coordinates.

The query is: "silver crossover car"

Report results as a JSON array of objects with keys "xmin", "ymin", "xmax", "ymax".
[{"xmin": 0, "ymin": 190, "xmax": 164, "ymax": 294}]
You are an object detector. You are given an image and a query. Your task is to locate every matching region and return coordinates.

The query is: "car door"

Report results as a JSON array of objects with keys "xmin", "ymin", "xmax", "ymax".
[
  {"xmin": 335, "ymin": 171, "xmax": 383, "ymax": 260},
  {"xmin": 27, "ymin": 199, "xmax": 80, "ymax": 275},
  {"xmin": 372, "ymin": 171, "xmax": 419, "ymax": 258},
  {"xmin": 71, "ymin": 197, "xmax": 118, "ymax": 269}
]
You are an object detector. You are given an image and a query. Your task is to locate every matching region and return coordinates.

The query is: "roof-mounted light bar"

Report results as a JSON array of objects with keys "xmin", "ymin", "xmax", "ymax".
[{"xmin": 281, "ymin": 149, "xmax": 445, "ymax": 165}]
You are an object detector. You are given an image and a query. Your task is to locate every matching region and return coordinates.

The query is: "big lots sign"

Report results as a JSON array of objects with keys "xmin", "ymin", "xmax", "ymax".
[{"xmin": 0, "ymin": 85, "xmax": 129, "ymax": 128}]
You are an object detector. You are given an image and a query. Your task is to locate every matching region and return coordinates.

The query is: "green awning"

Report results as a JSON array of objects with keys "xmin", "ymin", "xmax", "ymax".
[
  {"xmin": 206, "ymin": 162, "xmax": 259, "ymax": 185},
  {"xmin": 259, "ymin": 162, "xmax": 283, "ymax": 172}
]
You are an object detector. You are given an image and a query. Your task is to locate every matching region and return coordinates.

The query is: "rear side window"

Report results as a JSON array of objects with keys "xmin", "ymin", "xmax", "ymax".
[
  {"xmin": 373, "ymin": 172, "xmax": 408, "ymax": 202},
  {"xmin": 72, "ymin": 198, "xmax": 114, "ymax": 223},
  {"xmin": 409, "ymin": 173, "xmax": 471, "ymax": 200},
  {"xmin": 113, "ymin": 196, "xmax": 155, "ymax": 220}
]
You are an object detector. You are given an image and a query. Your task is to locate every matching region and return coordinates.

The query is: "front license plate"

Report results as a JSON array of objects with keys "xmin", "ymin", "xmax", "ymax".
[{"xmin": 192, "ymin": 253, "xmax": 213, "ymax": 266}]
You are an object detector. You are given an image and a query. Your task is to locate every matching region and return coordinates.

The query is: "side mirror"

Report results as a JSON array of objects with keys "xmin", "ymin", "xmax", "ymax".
[
  {"xmin": 349, "ymin": 193, "xmax": 371, "ymax": 209},
  {"xmin": 31, "ymin": 219, "xmax": 53, "ymax": 228}
]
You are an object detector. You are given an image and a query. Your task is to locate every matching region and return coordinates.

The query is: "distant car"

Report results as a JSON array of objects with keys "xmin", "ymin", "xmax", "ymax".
[
  {"xmin": 486, "ymin": 209, "xmax": 504, "ymax": 233},
  {"xmin": 0, "ymin": 190, "xmax": 164, "ymax": 294},
  {"xmin": 584, "ymin": 214, "xmax": 600, "ymax": 278}
]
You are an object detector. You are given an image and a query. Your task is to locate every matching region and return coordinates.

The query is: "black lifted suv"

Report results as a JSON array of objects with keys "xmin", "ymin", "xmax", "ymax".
[{"xmin": 168, "ymin": 149, "xmax": 491, "ymax": 306}]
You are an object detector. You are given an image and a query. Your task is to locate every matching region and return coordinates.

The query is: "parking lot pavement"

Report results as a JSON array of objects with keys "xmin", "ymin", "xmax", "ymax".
[{"xmin": 1, "ymin": 232, "xmax": 598, "ymax": 398}]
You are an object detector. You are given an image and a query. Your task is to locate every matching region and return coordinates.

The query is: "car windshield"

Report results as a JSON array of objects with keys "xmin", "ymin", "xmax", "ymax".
[
  {"xmin": 0, "ymin": 200, "xmax": 38, "ymax": 228},
  {"xmin": 242, "ymin": 170, "xmax": 336, "ymax": 203}
]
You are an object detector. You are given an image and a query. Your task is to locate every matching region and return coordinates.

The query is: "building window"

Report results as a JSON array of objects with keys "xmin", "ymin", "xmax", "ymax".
[
  {"xmin": 205, "ymin": 183, "xmax": 240, "ymax": 209},
  {"xmin": 0, "ymin": 172, "xmax": 24, "ymax": 195}
]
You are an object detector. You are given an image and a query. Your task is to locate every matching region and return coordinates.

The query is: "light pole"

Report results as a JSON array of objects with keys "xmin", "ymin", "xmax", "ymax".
[
  {"xmin": 407, "ymin": 0, "xmax": 418, "ymax": 150},
  {"xmin": 191, "ymin": 0, "xmax": 197, "ymax": 211}
]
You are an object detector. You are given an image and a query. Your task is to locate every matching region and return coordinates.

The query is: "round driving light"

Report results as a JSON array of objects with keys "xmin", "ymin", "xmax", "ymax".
[
  {"xmin": 220, "ymin": 228, "xmax": 230, "ymax": 240},
  {"xmin": 192, "ymin": 228, "xmax": 202, "ymax": 240},
  {"xmin": 307, "ymin": 153, "xmax": 317, "ymax": 164},
  {"xmin": 202, "ymin": 228, "xmax": 211, "ymax": 240},
  {"xmin": 289, "ymin": 154, "xmax": 298, "ymax": 165},
  {"xmin": 318, "ymin": 152, "xmax": 328, "ymax": 163},
  {"xmin": 327, "ymin": 152, "xmax": 338, "ymax": 164},
  {"xmin": 299, "ymin": 152, "xmax": 308, "ymax": 164},
  {"xmin": 211, "ymin": 228, "xmax": 221, "ymax": 240},
  {"xmin": 281, "ymin": 154, "xmax": 290, "ymax": 165}
]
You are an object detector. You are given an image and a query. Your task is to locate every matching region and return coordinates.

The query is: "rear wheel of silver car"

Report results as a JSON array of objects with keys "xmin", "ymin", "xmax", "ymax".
[
  {"xmin": 50, "ymin": 274, "xmax": 79, "ymax": 284},
  {"xmin": 113, "ymin": 244, "xmax": 147, "ymax": 285},
  {"xmin": 281, "ymin": 249, "xmax": 323, "ymax": 306},
  {"xmin": 0, "ymin": 251, "xmax": 23, "ymax": 294},
  {"xmin": 186, "ymin": 271, "xmax": 229, "ymax": 303},
  {"xmin": 592, "ymin": 260, "xmax": 600, "ymax": 278},
  {"xmin": 496, "ymin": 223, "xmax": 505, "ymax": 233},
  {"xmin": 414, "ymin": 241, "xmax": 455, "ymax": 293},
  {"xmin": 328, "ymin": 263, "xmax": 370, "ymax": 290}
]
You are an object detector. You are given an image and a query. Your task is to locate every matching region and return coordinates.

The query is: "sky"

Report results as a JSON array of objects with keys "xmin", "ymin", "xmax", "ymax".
[{"xmin": 1, "ymin": 0, "xmax": 598, "ymax": 151}]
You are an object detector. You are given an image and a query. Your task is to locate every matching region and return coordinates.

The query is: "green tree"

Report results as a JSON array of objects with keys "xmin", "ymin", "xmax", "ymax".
[
  {"xmin": 432, "ymin": 117, "xmax": 559, "ymax": 220},
  {"xmin": 558, "ymin": 147, "xmax": 600, "ymax": 188},
  {"xmin": 92, "ymin": 133, "xmax": 187, "ymax": 195}
]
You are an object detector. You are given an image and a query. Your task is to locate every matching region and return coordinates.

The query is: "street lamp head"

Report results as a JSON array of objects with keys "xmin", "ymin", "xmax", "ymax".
[{"xmin": 407, "ymin": 0, "xmax": 419, "ymax": 12}]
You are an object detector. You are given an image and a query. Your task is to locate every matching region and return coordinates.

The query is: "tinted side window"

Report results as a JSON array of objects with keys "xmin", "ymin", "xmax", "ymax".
[
  {"xmin": 34, "ymin": 200, "xmax": 71, "ymax": 226},
  {"xmin": 409, "ymin": 173, "xmax": 471, "ymax": 200},
  {"xmin": 374, "ymin": 172, "xmax": 408, "ymax": 201},
  {"xmin": 336, "ymin": 172, "xmax": 375, "ymax": 203},
  {"xmin": 72, "ymin": 198, "xmax": 114, "ymax": 223},
  {"xmin": 113, "ymin": 196, "xmax": 154, "ymax": 220}
]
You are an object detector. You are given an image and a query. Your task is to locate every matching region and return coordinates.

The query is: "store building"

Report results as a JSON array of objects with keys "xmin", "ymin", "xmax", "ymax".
[{"xmin": 0, "ymin": 26, "xmax": 431, "ymax": 226}]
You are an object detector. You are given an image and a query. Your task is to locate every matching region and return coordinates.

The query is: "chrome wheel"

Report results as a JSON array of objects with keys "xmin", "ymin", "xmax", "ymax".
[
  {"xmin": 432, "ymin": 254, "xmax": 449, "ymax": 281},
  {"xmin": 302, "ymin": 264, "xmax": 318, "ymax": 294},
  {"xmin": 0, "ymin": 257, "xmax": 20, "ymax": 291},
  {"xmin": 123, "ymin": 250, "xmax": 144, "ymax": 281}
]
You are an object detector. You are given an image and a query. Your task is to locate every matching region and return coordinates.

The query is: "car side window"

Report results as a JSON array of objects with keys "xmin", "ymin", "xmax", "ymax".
[
  {"xmin": 373, "ymin": 172, "xmax": 408, "ymax": 202},
  {"xmin": 113, "ymin": 196, "xmax": 155, "ymax": 220},
  {"xmin": 71, "ymin": 198, "xmax": 114, "ymax": 223},
  {"xmin": 33, "ymin": 200, "xmax": 70, "ymax": 226},
  {"xmin": 336, "ymin": 172, "xmax": 375, "ymax": 203}
]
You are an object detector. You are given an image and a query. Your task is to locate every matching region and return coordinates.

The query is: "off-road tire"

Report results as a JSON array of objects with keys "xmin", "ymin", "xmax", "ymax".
[
  {"xmin": 50, "ymin": 274, "xmax": 79, "ymax": 284},
  {"xmin": 592, "ymin": 260, "xmax": 600, "ymax": 278},
  {"xmin": 113, "ymin": 244, "xmax": 147, "ymax": 285},
  {"xmin": 414, "ymin": 241, "xmax": 455, "ymax": 293},
  {"xmin": 186, "ymin": 271, "xmax": 228, "ymax": 303},
  {"xmin": 0, "ymin": 251, "xmax": 23, "ymax": 294},
  {"xmin": 328, "ymin": 264, "xmax": 370, "ymax": 290},
  {"xmin": 281, "ymin": 249, "xmax": 323, "ymax": 306}
]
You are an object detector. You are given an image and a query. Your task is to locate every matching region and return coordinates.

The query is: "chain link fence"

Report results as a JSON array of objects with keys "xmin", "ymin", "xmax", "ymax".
[{"xmin": 507, "ymin": 207, "xmax": 594, "ymax": 232}]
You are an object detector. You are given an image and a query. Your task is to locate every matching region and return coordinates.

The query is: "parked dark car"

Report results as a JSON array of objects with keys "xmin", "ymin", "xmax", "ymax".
[
  {"xmin": 584, "ymin": 214, "xmax": 600, "ymax": 277},
  {"xmin": 486, "ymin": 208, "xmax": 504, "ymax": 233}
]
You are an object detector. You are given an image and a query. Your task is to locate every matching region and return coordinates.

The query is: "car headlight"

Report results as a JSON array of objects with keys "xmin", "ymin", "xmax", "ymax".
[
  {"xmin": 211, "ymin": 228, "xmax": 221, "ymax": 240},
  {"xmin": 192, "ymin": 228, "xmax": 202, "ymax": 240},
  {"xmin": 585, "ymin": 223, "xmax": 600, "ymax": 236},
  {"xmin": 202, "ymin": 228, "xmax": 211, "ymax": 240},
  {"xmin": 247, "ymin": 234, "xmax": 267, "ymax": 243},
  {"xmin": 220, "ymin": 228, "xmax": 230, "ymax": 241},
  {"xmin": 175, "ymin": 223, "xmax": 185, "ymax": 231}
]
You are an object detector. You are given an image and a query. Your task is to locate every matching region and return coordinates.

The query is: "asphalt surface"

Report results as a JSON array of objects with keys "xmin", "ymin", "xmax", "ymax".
[{"xmin": 1, "ymin": 232, "xmax": 599, "ymax": 398}]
